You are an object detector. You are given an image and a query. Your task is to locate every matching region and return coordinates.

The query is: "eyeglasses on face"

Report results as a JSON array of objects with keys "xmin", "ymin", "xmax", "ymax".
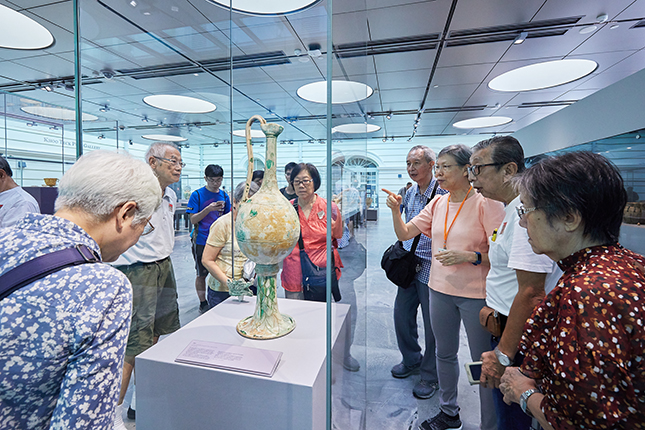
[
  {"xmin": 433, "ymin": 164, "xmax": 456, "ymax": 173},
  {"xmin": 141, "ymin": 219, "xmax": 155, "ymax": 236},
  {"xmin": 154, "ymin": 156, "xmax": 186, "ymax": 168},
  {"xmin": 293, "ymin": 179, "xmax": 313, "ymax": 186},
  {"xmin": 516, "ymin": 205, "xmax": 539, "ymax": 219},
  {"xmin": 205, "ymin": 176, "xmax": 223, "ymax": 183},
  {"xmin": 467, "ymin": 162, "xmax": 504, "ymax": 176}
]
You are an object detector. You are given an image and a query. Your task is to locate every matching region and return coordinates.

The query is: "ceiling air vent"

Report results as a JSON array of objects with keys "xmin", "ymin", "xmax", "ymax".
[{"xmin": 335, "ymin": 33, "xmax": 440, "ymax": 58}]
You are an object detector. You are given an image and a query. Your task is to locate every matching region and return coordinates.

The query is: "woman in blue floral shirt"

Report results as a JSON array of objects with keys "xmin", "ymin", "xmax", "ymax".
[{"xmin": 0, "ymin": 150, "xmax": 161, "ymax": 430}]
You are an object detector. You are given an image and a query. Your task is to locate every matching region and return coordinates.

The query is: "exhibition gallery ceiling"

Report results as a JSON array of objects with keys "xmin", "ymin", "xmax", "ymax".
[{"xmin": 1, "ymin": 0, "xmax": 645, "ymax": 147}]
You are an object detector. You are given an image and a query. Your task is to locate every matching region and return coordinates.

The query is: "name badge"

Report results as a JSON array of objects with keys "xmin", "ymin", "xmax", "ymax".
[{"xmin": 317, "ymin": 211, "xmax": 325, "ymax": 219}]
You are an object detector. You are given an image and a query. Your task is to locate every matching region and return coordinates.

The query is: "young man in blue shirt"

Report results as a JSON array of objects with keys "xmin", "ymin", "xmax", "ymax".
[{"xmin": 186, "ymin": 164, "xmax": 231, "ymax": 313}]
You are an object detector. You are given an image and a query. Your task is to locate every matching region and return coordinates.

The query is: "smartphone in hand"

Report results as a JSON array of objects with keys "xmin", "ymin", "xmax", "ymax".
[{"xmin": 465, "ymin": 361, "xmax": 482, "ymax": 385}]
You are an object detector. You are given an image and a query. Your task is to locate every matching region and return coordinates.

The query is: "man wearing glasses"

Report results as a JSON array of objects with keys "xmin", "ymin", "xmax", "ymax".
[
  {"xmin": 186, "ymin": 164, "xmax": 231, "ymax": 314},
  {"xmin": 468, "ymin": 136, "xmax": 561, "ymax": 430},
  {"xmin": 112, "ymin": 142, "xmax": 184, "ymax": 429}
]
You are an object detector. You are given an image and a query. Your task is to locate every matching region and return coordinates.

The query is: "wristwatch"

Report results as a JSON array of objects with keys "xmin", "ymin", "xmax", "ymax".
[
  {"xmin": 472, "ymin": 251, "xmax": 482, "ymax": 266},
  {"xmin": 494, "ymin": 346, "xmax": 512, "ymax": 367},
  {"xmin": 519, "ymin": 388, "xmax": 540, "ymax": 417}
]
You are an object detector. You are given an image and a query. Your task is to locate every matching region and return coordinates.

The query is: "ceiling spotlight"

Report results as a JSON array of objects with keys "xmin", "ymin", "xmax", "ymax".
[
  {"xmin": 367, "ymin": 113, "xmax": 373, "ymax": 119},
  {"xmin": 142, "ymin": 116, "xmax": 149, "ymax": 122},
  {"xmin": 308, "ymin": 140, "xmax": 314, "ymax": 144},
  {"xmin": 610, "ymin": 23, "xmax": 620, "ymax": 30},
  {"xmin": 26, "ymin": 121, "xmax": 36, "ymax": 127},
  {"xmin": 214, "ymin": 143, "xmax": 219, "ymax": 147},
  {"xmin": 382, "ymin": 137, "xmax": 387, "ymax": 142},
  {"xmin": 308, "ymin": 43, "xmax": 322, "ymax": 58},
  {"xmin": 185, "ymin": 143, "xmax": 190, "ymax": 148},
  {"xmin": 636, "ymin": 134, "xmax": 641, "ymax": 139},
  {"xmin": 391, "ymin": 137, "xmax": 395, "ymax": 142},
  {"xmin": 64, "ymin": 83, "xmax": 74, "ymax": 91},
  {"xmin": 513, "ymin": 31, "xmax": 528, "ymax": 44},
  {"xmin": 128, "ymin": 139, "xmax": 133, "ymax": 145},
  {"xmin": 157, "ymin": 121, "xmax": 164, "ymax": 127},
  {"xmin": 98, "ymin": 134, "xmax": 105, "ymax": 140},
  {"xmin": 99, "ymin": 105, "xmax": 110, "ymax": 113},
  {"xmin": 41, "ymin": 84, "xmax": 53, "ymax": 92},
  {"xmin": 596, "ymin": 13, "xmax": 609, "ymax": 23},
  {"xmin": 130, "ymin": 0, "xmax": 137, "ymax": 6},
  {"xmin": 386, "ymin": 113, "xmax": 392, "ymax": 120},
  {"xmin": 414, "ymin": 123, "xmax": 419, "ymax": 128},
  {"xmin": 49, "ymin": 125, "xmax": 59, "ymax": 130}
]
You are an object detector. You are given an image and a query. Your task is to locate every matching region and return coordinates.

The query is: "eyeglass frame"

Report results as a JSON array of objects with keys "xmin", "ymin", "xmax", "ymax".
[
  {"xmin": 293, "ymin": 178, "xmax": 313, "ymax": 186},
  {"xmin": 433, "ymin": 163, "xmax": 457, "ymax": 173},
  {"xmin": 515, "ymin": 205, "xmax": 539, "ymax": 219},
  {"xmin": 467, "ymin": 162, "xmax": 505, "ymax": 177},
  {"xmin": 154, "ymin": 156, "xmax": 186, "ymax": 168},
  {"xmin": 205, "ymin": 176, "xmax": 223, "ymax": 183},
  {"xmin": 141, "ymin": 219, "xmax": 155, "ymax": 236}
]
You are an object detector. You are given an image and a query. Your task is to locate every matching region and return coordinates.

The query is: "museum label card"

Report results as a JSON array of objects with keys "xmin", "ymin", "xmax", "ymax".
[{"xmin": 175, "ymin": 340, "xmax": 282, "ymax": 377}]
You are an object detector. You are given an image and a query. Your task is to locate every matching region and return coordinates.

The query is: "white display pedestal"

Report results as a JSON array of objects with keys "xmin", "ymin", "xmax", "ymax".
[{"xmin": 136, "ymin": 297, "xmax": 350, "ymax": 430}]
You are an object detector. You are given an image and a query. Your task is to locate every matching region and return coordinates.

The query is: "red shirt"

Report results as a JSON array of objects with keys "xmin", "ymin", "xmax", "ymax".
[
  {"xmin": 281, "ymin": 195, "xmax": 343, "ymax": 292},
  {"xmin": 520, "ymin": 244, "xmax": 645, "ymax": 429}
]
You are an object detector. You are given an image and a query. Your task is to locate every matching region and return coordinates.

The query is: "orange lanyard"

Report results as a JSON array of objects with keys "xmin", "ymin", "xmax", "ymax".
[{"xmin": 443, "ymin": 185, "xmax": 472, "ymax": 248}]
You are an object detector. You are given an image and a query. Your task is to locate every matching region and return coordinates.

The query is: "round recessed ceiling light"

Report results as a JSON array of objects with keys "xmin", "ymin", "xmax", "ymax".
[
  {"xmin": 579, "ymin": 25, "xmax": 598, "ymax": 34},
  {"xmin": 204, "ymin": 0, "xmax": 320, "ymax": 15},
  {"xmin": 332, "ymin": 123, "xmax": 381, "ymax": 134},
  {"xmin": 297, "ymin": 81, "xmax": 373, "ymax": 104},
  {"xmin": 0, "ymin": 5, "xmax": 54, "ymax": 50},
  {"xmin": 489, "ymin": 59, "xmax": 597, "ymax": 92},
  {"xmin": 143, "ymin": 95, "xmax": 216, "ymax": 113},
  {"xmin": 232, "ymin": 129, "xmax": 265, "ymax": 138},
  {"xmin": 452, "ymin": 116, "xmax": 513, "ymax": 129},
  {"xmin": 141, "ymin": 134, "xmax": 187, "ymax": 142},
  {"xmin": 21, "ymin": 106, "xmax": 98, "ymax": 121}
]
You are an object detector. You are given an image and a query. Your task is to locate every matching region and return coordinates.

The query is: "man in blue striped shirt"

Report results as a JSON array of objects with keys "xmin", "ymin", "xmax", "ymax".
[{"xmin": 391, "ymin": 145, "xmax": 448, "ymax": 399}]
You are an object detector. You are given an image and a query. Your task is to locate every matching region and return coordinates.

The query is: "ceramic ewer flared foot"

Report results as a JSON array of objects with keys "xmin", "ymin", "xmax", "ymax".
[{"xmin": 236, "ymin": 264, "xmax": 296, "ymax": 339}]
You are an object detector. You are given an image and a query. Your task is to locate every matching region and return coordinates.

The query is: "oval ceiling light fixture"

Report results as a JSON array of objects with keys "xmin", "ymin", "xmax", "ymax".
[
  {"xmin": 0, "ymin": 5, "xmax": 54, "ymax": 50},
  {"xmin": 143, "ymin": 94, "xmax": 216, "ymax": 113},
  {"xmin": 204, "ymin": 0, "xmax": 320, "ymax": 15},
  {"xmin": 489, "ymin": 59, "xmax": 597, "ymax": 92},
  {"xmin": 141, "ymin": 134, "xmax": 187, "ymax": 142},
  {"xmin": 452, "ymin": 116, "xmax": 513, "ymax": 129},
  {"xmin": 21, "ymin": 106, "xmax": 98, "ymax": 121},
  {"xmin": 297, "ymin": 81, "xmax": 373, "ymax": 104},
  {"xmin": 332, "ymin": 123, "xmax": 381, "ymax": 134},
  {"xmin": 232, "ymin": 129, "xmax": 265, "ymax": 138}
]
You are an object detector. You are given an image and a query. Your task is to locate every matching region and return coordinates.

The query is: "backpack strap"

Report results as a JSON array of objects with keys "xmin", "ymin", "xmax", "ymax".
[
  {"xmin": 0, "ymin": 244, "xmax": 101, "ymax": 301},
  {"xmin": 409, "ymin": 180, "xmax": 439, "ymax": 252}
]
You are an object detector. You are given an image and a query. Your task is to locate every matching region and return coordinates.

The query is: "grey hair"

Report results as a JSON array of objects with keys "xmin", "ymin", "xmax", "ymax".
[
  {"xmin": 438, "ymin": 144, "xmax": 472, "ymax": 166},
  {"xmin": 233, "ymin": 181, "xmax": 259, "ymax": 203},
  {"xmin": 472, "ymin": 135, "xmax": 526, "ymax": 173},
  {"xmin": 55, "ymin": 150, "xmax": 162, "ymax": 224},
  {"xmin": 145, "ymin": 142, "xmax": 180, "ymax": 164},
  {"xmin": 408, "ymin": 145, "xmax": 437, "ymax": 163}
]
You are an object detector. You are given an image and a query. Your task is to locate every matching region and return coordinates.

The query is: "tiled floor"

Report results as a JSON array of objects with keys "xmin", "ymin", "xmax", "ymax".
[{"xmin": 120, "ymin": 208, "xmax": 484, "ymax": 429}]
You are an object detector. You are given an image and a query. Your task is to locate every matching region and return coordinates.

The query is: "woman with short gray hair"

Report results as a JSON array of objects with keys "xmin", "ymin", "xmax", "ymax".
[{"xmin": 0, "ymin": 150, "xmax": 161, "ymax": 429}]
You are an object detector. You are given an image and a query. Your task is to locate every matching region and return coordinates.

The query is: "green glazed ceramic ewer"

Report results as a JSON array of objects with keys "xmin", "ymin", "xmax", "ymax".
[{"xmin": 235, "ymin": 115, "xmax": 299, "ymax": 339}]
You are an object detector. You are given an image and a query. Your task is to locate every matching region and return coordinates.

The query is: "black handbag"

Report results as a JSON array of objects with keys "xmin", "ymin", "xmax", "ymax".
[
  {"xmin": 380, "ymin": 181, "xmax": 438, "ymax": 289},
  {"xmin": 293, "ymin": 199, "xmax": 341, "ymax": 302}
]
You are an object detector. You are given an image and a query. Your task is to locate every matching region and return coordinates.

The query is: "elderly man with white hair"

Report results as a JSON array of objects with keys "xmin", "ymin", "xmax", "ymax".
[
  {"xmin": 0, "ymin": 150, "xmax": 161, "ymax": 430},
  {"xmin": 112, "ymin": 142, "xmax": 184, "ymax": 428}
]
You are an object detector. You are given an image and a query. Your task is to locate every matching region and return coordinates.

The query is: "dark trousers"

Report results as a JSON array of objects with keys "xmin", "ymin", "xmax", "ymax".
[{"xmin": 393, "ymin": 278, "xmax": 437, "ymax": 382}]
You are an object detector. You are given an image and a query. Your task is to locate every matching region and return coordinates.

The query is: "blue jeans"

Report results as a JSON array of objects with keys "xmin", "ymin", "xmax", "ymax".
[
  {"xmin": 393, "ymin": 278, "xmax": 437, "ymax": 383},
  {"xmin": 490, "ymin": 336, "xmax": 533, "ymax": 430},
  {"xmin": 207, "ymin": 288, "xmax": 229, "ymax": 308}
]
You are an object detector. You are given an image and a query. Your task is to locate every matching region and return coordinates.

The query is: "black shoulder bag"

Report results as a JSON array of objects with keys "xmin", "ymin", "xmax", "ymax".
[
  {"xmin": 380, "ymin": 181, "xmax": 439, "ymax": 289},
  {"xmin": 293, "ymin": 199, "xmax": 341, "ymax": 302}
]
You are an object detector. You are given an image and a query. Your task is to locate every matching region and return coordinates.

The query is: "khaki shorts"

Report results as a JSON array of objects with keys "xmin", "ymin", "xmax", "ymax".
[{"xmin": 118, "ymin": 257, "xmax": 181, "ymax": 356}]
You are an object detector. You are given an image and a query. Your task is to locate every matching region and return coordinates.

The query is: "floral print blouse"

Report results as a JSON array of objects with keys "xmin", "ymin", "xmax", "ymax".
[
  {"xmin": 0, "ymin": 214, "xmax": 132, "ymax": 429},
  {"xmin": 519, "ymin": 244, "xmax": 645, "ymax": 429}
]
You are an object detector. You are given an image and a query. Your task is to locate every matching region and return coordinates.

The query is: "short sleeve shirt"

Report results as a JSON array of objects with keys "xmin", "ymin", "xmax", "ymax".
[
  {"xmin": 486, "ymin": 195, "xmax": 561, "ymax": 315},
  {"xmin": 0, "ymin": 214, "xmax": 132, "ymax": 430},
  {"xmin": 0, "ymin": 186, "xmax": 40, "ymax": 228},
  {"xmin": 205, "ymin": 212, "xmax": 247, "ymax": 292},
  {"xmin": 411, "ymin": 191, "xmax": 505, "ymax": 298},
  {"xmin": 281, "ymin": 195, "xmax": 343, "ymax": 292},
  {"xmin": 186, "ymin": 187, "xmax": 231, "ymax": 245},
  {"xmin": 519, "ymin": 244, "xmax": 645, "ymax": 429}
]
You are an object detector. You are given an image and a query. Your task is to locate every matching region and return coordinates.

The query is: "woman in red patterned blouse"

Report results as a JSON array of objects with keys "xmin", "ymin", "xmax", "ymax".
[{"xmin": 499, "ymin": 151, "xmax": 645, "ymax": 430}]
